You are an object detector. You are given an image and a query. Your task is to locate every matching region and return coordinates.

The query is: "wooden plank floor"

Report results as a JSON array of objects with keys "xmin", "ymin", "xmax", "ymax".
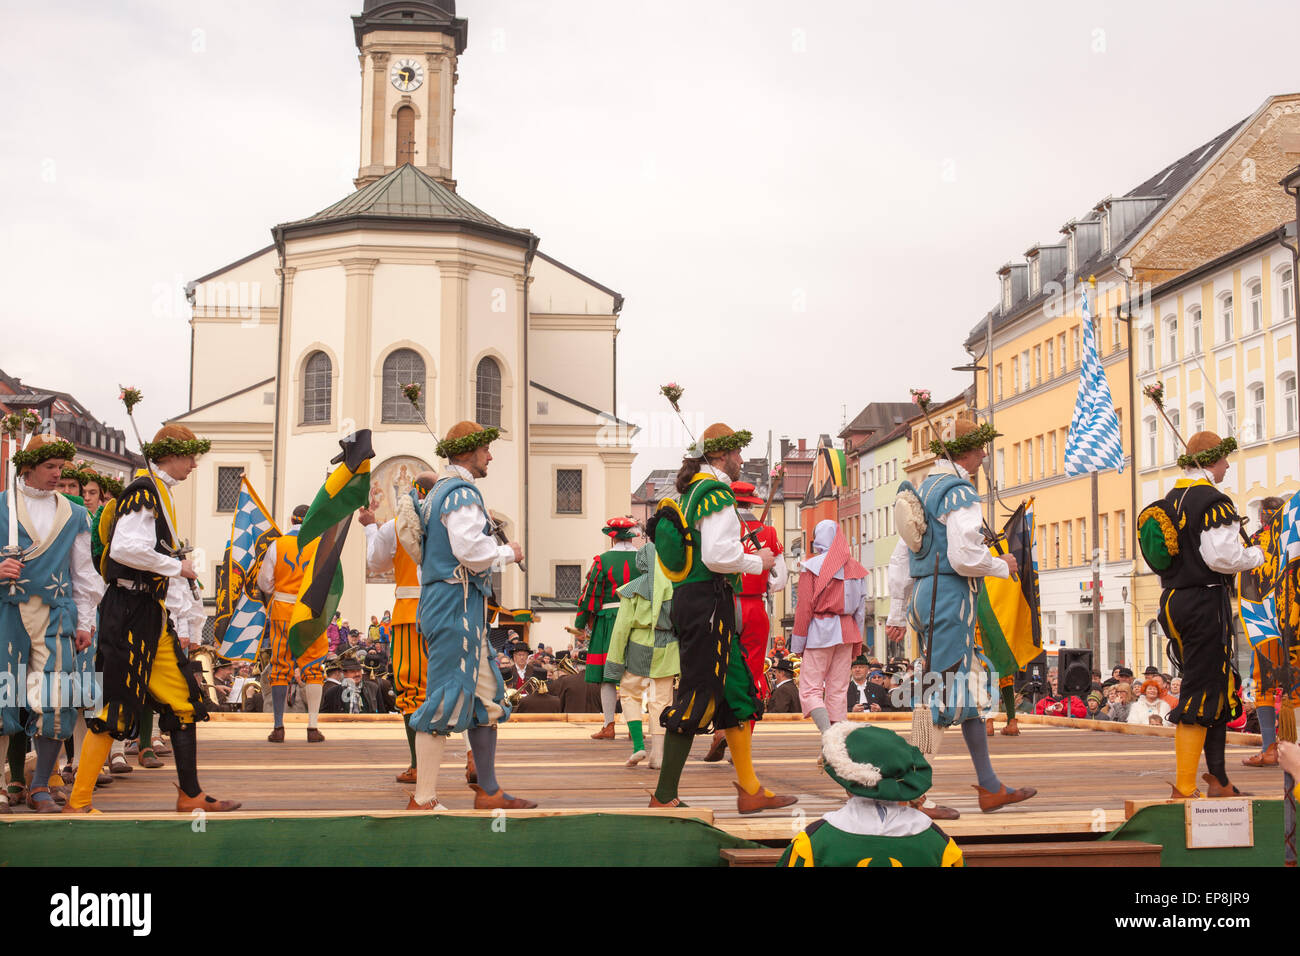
[{"xmin": 31, "ymin": 717, "xmax": 1286, "ymax": 841}]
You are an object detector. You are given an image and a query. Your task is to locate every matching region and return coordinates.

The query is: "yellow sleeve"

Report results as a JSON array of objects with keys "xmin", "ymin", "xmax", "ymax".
[
  {"xmin": 784, "ymin": 831, "xmax": 815, "ymax": 867},
  {"xmin": 941, "ymin": 838, "xmax": 964, "ymax": 868}
]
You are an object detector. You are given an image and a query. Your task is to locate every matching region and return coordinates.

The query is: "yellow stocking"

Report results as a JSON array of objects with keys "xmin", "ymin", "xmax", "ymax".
[
  {"xmin": 1175, "ymin": 723, "xmax": 1207, "ymax": 796},
  {"xmin": 68, "ymin": 731, "xmax": 113, "ymax": 809},
  {"xmin": 724, "ymin": 725, "xmax": 766, "ymax": 797}
]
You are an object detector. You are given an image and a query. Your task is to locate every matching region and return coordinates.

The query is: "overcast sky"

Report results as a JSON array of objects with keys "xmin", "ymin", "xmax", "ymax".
[{"xmin": 2, "ymin": 0, "xmax": 1297, "ymax": 475}]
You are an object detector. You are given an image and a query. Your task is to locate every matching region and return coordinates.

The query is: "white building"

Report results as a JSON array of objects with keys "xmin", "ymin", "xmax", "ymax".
[{"xmin": 167, "ymin": 1, "xmax": 636, "ymax": 649}]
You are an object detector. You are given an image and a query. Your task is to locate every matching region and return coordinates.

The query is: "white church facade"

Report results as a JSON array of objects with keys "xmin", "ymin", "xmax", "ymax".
[{"xmin": 168, "ymin": 0, "xmax": 636, "ymax": 649}]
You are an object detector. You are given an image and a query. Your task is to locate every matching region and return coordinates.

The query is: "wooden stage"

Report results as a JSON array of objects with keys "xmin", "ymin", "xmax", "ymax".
[{"xmin": 20, "ymin": 713, "xmax": 1285, "ymax": 846}]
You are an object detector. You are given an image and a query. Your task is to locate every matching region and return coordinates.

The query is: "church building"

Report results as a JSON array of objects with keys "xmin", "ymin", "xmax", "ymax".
[{"xmin": 168, "ymin": 1, "xmax": 636, "ymax": 648}]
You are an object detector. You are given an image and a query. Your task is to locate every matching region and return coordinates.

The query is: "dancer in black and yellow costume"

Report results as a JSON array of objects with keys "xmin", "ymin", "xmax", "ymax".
[
  {"xmin": 65, "ymin": 425, "xmax": 240, "ymax": 813},
  {"xmin": 1139, "ymin": 431, "xmax": 1263, "ymax": 799},
  {"xmin": 647, "ymin": 423, "xmax": 795, "ymax": 813}
]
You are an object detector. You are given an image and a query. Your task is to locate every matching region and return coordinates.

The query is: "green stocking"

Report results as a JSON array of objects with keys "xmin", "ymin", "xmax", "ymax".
[
  {"xmin": 628, "ymin": 720, "xmax": 645, "ymax": 753},
  {"xmin": 652, "ymin": 732, "xmax": 693, "ymax": 803},
  {"xmin": 1001, "ymin": 685, "xmax": 1016, "ymax": 723},
  {"xmin": 403, "ymin": 714, "xmax": 417, "ymax": 767},
  {"xmin": 139, "ymin": 708, "xmax": 155, "ymax": 749}
]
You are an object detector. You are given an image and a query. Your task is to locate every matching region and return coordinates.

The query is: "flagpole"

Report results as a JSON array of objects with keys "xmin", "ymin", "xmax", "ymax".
[{"xmin": 1091, "ymin": 470, "xmax": 1101, "ymax": 655}]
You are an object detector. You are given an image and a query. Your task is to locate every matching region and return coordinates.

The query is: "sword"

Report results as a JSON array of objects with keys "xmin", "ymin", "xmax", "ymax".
[{"xmin": 2, "ymin": 413, "xmax": 39, "ymax": 596}]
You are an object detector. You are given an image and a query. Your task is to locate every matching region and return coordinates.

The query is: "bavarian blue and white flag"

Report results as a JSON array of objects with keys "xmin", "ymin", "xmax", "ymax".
[
  {"xmin": 1280, "ymin": 492, "xmax": 1300, "ymax": 567},
  {"xmin": 1064, "ymin": 284, "xmax": 1125, "ymax": 475},
  {"xmin": 1240, "ymin": 593, "xmax": 1281, "ymax": 649},
  {"xmin": 213, "ymin": 476, "xmax": 280, "ymax": 662}
]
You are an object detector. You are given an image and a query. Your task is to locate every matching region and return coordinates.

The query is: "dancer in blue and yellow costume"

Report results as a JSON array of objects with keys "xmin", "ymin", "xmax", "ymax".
[
  {"xmin": 398, "ymin": 421, "xmax": 536, "ymax": 811},
  {"xmin": 887, "ymin": 418, "xmax": 1036, "ymax": 813}
]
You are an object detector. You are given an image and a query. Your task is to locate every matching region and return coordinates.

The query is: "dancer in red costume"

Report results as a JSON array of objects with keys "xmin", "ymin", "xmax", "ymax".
[{"xmin": 702, "ymin": 481, "xmax": 786, "ymax": 762}]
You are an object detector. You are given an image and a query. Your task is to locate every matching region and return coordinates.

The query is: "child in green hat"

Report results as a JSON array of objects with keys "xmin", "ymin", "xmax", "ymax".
[{"xmin": 780, "ymin": 724, "xmax": 964, "ymax": 867}]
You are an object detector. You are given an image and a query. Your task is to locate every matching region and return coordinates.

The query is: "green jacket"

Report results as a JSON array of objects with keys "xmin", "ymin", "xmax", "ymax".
[{"xmin": 605, "ymin": 543, "xmax": 679, "ymax": 680}]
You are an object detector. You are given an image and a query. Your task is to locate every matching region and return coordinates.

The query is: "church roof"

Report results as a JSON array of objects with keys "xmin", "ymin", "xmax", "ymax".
[
  {"xmin": 353, "ymin": 1, "xmax": 467, "ymax": 53},
  {"xmin": 275, "ymin": 164, "xmax": 536, "ymax": 250}
]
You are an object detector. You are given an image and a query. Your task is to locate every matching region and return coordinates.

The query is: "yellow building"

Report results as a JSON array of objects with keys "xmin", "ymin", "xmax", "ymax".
[
  {"xmin": 964, "ymin": 92, "xmax": 1300, "ymax": 674},
  {"xmin": 1131, "ymin": 230, "xmax": 1299, "ymax": 674}
]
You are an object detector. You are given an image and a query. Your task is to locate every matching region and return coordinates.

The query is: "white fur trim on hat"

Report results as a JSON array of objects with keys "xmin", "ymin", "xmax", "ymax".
[{"xmin": 820, "ymin": 721, "xmax": 883, "ymax": 789}]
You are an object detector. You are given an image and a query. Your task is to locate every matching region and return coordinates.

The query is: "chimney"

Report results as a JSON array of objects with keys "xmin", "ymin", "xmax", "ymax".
[
  {"xmin": 780, "ymin": 438, "xmax": 792, "ymax": 460},
  {"xmin": 798, "ymin": 438, "xmax": 806, "ymax": 453}
]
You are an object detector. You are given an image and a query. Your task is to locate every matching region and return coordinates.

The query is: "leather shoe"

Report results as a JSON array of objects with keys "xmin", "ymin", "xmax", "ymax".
[
  {"xmin": 1242, "ymin": 743, "xmax": 1277, "ymax": 767},
  {"xmin": 267, "ymin": 727, "xmax": 285, "ymax": 743},
  {"xmin": 648, "ymin": 795, "xmax": 688, "ymax": 808},
  {"xmin": 590, "ymin": 722, "xmax": 616, "ymax": 740},
  {"xmin": 734, "ymin": 782, "xmax": 798, "ymax": 814},
  {"xmin": 912, "ymin": 799, "xmax": 960, "ymax": 820},
  {"xmin": 1169, "ymin": 784, "xmax": 1201, "ymax": 799},
  {"xmin": 1202, "ymin": 772, "xmax": 1249, "ymax": 797},
  {"xmin": 138, "ymin": 749, "xmax": 164, "ymax": 769},
  {"xmin": 405, "ymin": 795, "xmax": 446, "ymax": 811},
  {"xmin": 396, "ymin": 766, "xmax": 417, "ymax": 784},
  {"xmin": 95, "ymin": 772, "xmax": 113, "ymax": 787},
  {"xmin": 151, "ymin": 736, "xmax": 171, "ymax": 756},
  {"xmin": 26, "ymin": 786, "xmax": 62, "ymax": 814},
  {"xmin": 62, "ymin": 802, "xmax": 101, "ymax": 814},
  {"xmin": 1000, "ymin": 719, "xmax": 1020, "ymax": 736},
  {"xmin": 974, "ymin": 783, "xmax": 1037, "ymax": 812},
  {"xmin": 465, "ymin": 750, "xmax": 477, "ymax": 784},
  {"xmin": 470, "ymin": 784, "xmax": 537, "ymax": 810},
  {"xmin": 306, "ymin": 728, "xmax": 326, "ymax": 743},
  {"xmin": 625, "ymin": 749, "xmax": 648, "ymax": 767},
  {"xmin": 986, "ymin": 718, "xmax": 995, "ymax": 737},
  {"xmin": 124, "ymin": 739, "xmax": 140, "ymax": 755},
  {"xmin": 175, "ymin": 787, "xmax": 241, "ymax": 812},
  {"xmin": 109, "ymin": 754, "xmax": 132, "ymax": 774},
  {"xmin": 702, "ymin": 732, "xmax": 728, "ymax": 762}
]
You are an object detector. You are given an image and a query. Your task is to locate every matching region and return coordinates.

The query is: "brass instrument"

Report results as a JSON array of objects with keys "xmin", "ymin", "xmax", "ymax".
[
  {"xmin": 504, "ymin": 676, "xmax": 547, "ymax": 707},
  {"xmin": 787, "ymin": 654, "xmax": 802, "ymax": 681},
  {"xmin": 188, "ymin": 644, "xmax": 222, "ymax": 708},
  {"xmin": 557, "ymin": 657, "xmax": 580, "ymax": 677}
]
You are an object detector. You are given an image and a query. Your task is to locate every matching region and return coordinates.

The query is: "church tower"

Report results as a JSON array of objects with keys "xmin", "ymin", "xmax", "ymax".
[{"xmin": 352, "ymin": 0, "xmax": 468, "ymax": 189}]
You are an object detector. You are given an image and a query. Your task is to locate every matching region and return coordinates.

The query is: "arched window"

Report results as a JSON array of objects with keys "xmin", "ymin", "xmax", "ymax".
[
  {"xmin": 302, "ymin": 351, "xmax": 332, "ymax": 424},
  {"xmin": 1221, "ymin": 393, "xmax": 1236, "ymax": 436},
  {"xmin": 382, "ymin": 349, "xmax": 425, "ymax": 423},
  {"xmin": 396, "ymin": 106, "xmax": 416, "ymax": 166},
  {"xmin": 1188, "ymin": 306, "xmax": 1202, "ymax": 354},
  {"xmin": 1281, "ymin": 267, "xmax": 1296, "ymax": 320},
  {"xmin": 1284, "ymin": 374, "xmax": 1298, "ymax": 434},
  {"xmin": 1250, "ymin": 384, "xmax": 1266, "ymax": 442},
  {"xmin": 475, "ymin": 357, "xmax": 502, "ymax": 428},
  {"xmin": 1220, "ymin": 293, "xmax": 1233, "ymax": 342},
  {"xmin": 1247, "ymin": 280, "xmax": 1262, "ymax": 331},
  {"xmin": 1164, "ymin": 316, "xmax": 1178, "ymax": 363}
]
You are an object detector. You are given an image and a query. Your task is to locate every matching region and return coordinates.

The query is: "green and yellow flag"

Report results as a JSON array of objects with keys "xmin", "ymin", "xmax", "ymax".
[
  {"xmin": 288, "ymin": 430, "xmax": 375, "ymax": 658},
  {"xmin": 819, "ymin": 445, "xmax": 848, "ymax": 487},
  {"xmin": 975, "ymin": 500, "xmax": 1042, "ymax": 681}
]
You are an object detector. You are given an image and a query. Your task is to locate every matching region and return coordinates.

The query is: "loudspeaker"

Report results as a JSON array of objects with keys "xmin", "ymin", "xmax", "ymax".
[
  {"xmin": 1059, "ymin": 648, "xmax": 1094, "ymax": 697},
  {"xmin": 1021, "ymin": 652, "xmax": 1047, "ymax": 687}
]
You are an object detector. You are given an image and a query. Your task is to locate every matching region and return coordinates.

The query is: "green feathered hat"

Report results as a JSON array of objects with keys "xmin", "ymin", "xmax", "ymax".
[{"xmin": 820, "ymin": 723, "xmax": 932, "ymax": 802}]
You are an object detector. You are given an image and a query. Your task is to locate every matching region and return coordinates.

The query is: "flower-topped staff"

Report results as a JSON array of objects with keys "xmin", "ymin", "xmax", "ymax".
[
  {"xmin": 1141, "ymin": 381, "xmax": 1164, "ymax": 410},
  {"xmin": 401, "ymin": 382, "xmax": 423, "ymax": 411},
  {"xmin": 659, "ymin": 382, "xmax": 685, "ymax": 413},
  {"xmin": 2, "ymin": 411, "xmax": 41, "ymax": 438},
  {"xmin": 119, "ymin": 385, "xmax": 143, "ymax": 415},
  {"xmin": 909, "ymin": 388, "xmax": 932, "ymax": 411},
  {"xmin": 118, "ymin": 386, "xmax": 202, "ymax": 597}
]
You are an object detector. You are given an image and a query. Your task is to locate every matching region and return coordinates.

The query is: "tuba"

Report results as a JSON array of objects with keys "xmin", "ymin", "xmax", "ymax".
[
  {"xmin": 188, "ymin": 644, "xmax": 222, "ymax": 708},
  {"xmin": 557, "ymin": 657, "xmax": 580, "ymax": 677}
]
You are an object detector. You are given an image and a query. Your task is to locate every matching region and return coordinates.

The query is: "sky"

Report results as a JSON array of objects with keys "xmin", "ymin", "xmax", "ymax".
[{"xmin": 2, "ymin": 0, "xmax": 1298, "ymax": 476}]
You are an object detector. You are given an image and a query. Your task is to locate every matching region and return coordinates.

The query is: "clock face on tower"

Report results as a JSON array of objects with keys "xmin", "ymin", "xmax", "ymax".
[{"xmin": 390, "ymin": 58, "xmax": 424, "ymax": 92}]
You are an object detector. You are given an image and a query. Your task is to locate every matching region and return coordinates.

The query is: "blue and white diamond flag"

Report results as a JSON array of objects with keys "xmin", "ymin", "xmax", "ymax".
[
  {"xmin": 213, "ymin": 476, "xmax": 280, "ymax": 662},
  {"xmin": 1064, "ymin": 284, "xmax": 1126, "ymax": 475}
]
